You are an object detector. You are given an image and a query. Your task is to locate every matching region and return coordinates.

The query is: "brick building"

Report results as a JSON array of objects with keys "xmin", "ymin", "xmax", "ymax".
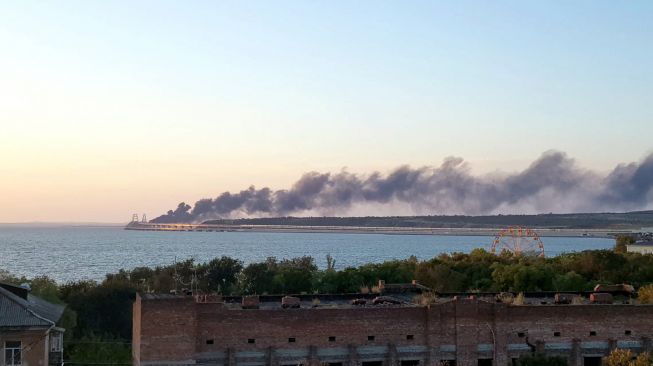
[
  {"xmin": 0, "ymin": 282, "xmax": 65, "ymax": 366},
  {"xmin": 133, "ymin": 291, "xmax": 653, "ymax": 366}
]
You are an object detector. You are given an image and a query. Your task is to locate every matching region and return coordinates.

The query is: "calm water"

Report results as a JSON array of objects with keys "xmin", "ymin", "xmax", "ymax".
[{"xmin": 0, "ymin": 226, "xmax": 614, "ymax": 283}]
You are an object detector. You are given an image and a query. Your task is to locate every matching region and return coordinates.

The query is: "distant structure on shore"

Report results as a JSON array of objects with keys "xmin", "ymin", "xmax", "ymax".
[
  {"xmin": 134, "ymin": 211, "xmax": 653, "ymax": 230},
  {"xmin": 627, "ymin": 231, "xmax": 653, "ymax": 254},
  {"xmin": 126, "ymin": 213, "xmax": 641, "ymax": 238},
  {"xmin": 490, "ymin": 227, "xmax": 545, "ymax": 257}
]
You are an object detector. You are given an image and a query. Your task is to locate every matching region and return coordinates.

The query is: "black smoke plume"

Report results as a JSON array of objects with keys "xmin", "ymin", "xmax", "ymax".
[{"xmin": 152, "ymin": 151, "xmax": 653, "ymax": 223}]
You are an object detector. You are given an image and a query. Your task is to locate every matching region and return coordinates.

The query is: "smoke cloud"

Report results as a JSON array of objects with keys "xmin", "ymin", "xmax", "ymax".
[{"xmin": 152, "ymin": 151, "xmax": 653, "ymax": 223}]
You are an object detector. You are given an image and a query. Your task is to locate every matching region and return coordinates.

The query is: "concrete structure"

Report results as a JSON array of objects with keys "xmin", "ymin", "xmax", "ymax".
[
  {"xmin": 133, "ymin": 291, "xmax": 653, "ymax": 366},
  {"xmin": 627, "ymin": 232, "xmax": 653, "ymax": 254},
  {"xmin": 627, "ymin": 240, "xmax": 653, "ymax": 254},
  {"xmin": 0, "ymin": 282, "xmax": 65, "ymax": 366},
  {"xmin": 124, "ymin": 221, "xmax": 630, "ymax": 238}
]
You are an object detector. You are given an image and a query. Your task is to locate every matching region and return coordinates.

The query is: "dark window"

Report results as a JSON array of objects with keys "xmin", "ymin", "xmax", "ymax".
[
  {"xmin": 584, "ymin": 356, "xmax": 602, "ymax": 366},
  {"xmin": 554, "ymin": 332, "xmax": 561, "ymax": 337},
  {"xmin": 625, "ymin": 330, "xmax": 632, "ymax": 335},
  {"xmin": 5, "ymin": 341, "xmax": 21, "ymax": 366},
  {"xmin": 406, "ymin": 334, "xmax": 414, "ymax": 340},
  {"xmin": 367, "ymin": 335, "xmax": 375, "ymax": 341},
  {"xmin": 362, "ymin": 362, "xmax": 383, "ymax": 366},
  {"xmin": 288, "ymin": 337, "xmax": 296, "ymax": 343},
  {"xmin": 328, "ymin": 336, "xmax": 336, "ymax": 342},
  {"xmin": 478, "ymin": 359, "xmax": 493, "ymax": 366},
  {"xmin": 517, "ymin": 332, "xmax": 525, "ymax": 338},
  {"xmin": 401, "ymin": 361, "xmax": 420, "ymax": 366},
  {"xmin": 206, "ymin": 339, "xmax": 214, "ymax": 345},
  {"xmin": 589, "ymin": 331, "xmax": 597, "ymax": 336},
  {"xmin": 327, "ymin": 363, "xmax": 343, "ymax": 366},
  {"xmin": 248, "ymin": 338, "xmax": 255, "ymax": 344}
]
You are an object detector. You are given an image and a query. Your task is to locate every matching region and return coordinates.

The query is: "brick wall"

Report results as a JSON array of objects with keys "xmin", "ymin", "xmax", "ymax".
[
  {"xmin": 133, "ymin": 294, "xmax": 141, "ymax": 365},
  {"xmin": 134, "ymin": 294, "xmax": 198, "ymax": 364},
  {"xmin": 133, "ymin": 296, "xmax": 653, "ymax": 366}
]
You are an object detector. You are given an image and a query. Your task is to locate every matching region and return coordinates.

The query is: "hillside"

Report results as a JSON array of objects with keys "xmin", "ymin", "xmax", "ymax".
[{"xmin": 202, "ymin": 211, "xmax": 653, "ymax": 229}]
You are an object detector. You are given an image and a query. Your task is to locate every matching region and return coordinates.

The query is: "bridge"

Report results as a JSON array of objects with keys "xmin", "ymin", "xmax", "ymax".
[{"xmin": 124, "ymin": 218, "xmax": 629, "ymax": 238}]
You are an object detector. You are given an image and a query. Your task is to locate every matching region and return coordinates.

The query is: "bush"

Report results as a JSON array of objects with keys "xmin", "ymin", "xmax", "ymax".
[
  {"xmin": 604, "ymin": 349, "xmax": 652, "ymax": 366},
  {"xmin": 638, "ymin": 285, "xmax": 653, "ymax": 304},
  {"xmin": 414, "ymin": 292, "xmax": 438, "ymax": 306},
  {"xmin": 515, "ymin": 354, "xmax": 568, "ymax": 366}
]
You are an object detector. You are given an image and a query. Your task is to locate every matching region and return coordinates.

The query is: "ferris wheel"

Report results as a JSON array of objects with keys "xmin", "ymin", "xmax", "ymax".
[{"xmin": 490, "ymin": 226, "xmax": 545, "ymax": 257}]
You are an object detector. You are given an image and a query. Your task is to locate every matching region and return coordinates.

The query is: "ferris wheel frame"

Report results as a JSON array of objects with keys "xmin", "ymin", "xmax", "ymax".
[{"xmin": 490, "ymin": 226, "xmax": 545, "ymax": 257}]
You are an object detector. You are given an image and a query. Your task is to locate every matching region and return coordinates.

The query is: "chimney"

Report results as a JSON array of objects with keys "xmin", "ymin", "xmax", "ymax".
[{"xmin": 0, "ymin": 283, "xmax": 29, "ymax": 300}]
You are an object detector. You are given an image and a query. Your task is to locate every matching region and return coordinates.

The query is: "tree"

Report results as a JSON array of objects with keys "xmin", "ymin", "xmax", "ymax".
[
  {"xmin": 605, "ymin": 349, "xmax": 633, "ymax": 366},
  {"xmin": 415, "ymin": 263, "xmax": 465, "ymax": 292},
  {"xmin": 273, "ymin": 257, "xmax": 317, "ymax": 294},
  {"xmin": 205, "ymin": 256, "xmax": 243, "ymax": 294},
  {"xmin": 326, "ymin": 254, "xmax": 336, "ymax": 271},
  {"xmin": 632, "ymin": 353, "xmax": 653, "ymax": 366},
  {"xmin": 604, "ymin": 349, "xmax": 652, "ymax": 366},
  {"xmin": 240, "ymin": 259, "xmax": 277, "ymax": 294},
  {"xmin": 553, "ymin": 271, "xmax": 588, "ymax": 292},
  {"xmin": 615, "ymin": 235, "xmax": 636, "ymax": 254},
  {"xmin": 638, "ymin": 284, "xmax": 653, "ymax": 304}
]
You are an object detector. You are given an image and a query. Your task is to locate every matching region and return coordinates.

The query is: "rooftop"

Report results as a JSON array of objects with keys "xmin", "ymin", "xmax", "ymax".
[
  {"xmin": 140, "ymin": 291, "xmax": 635, "ymax": 309},
  {"xmin": 0, "ymin": 282, "xmax": 65, "ymax": 328}
]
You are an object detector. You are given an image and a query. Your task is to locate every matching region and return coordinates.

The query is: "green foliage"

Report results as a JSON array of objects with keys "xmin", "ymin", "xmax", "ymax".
[
  {"xmin": 204, "ymin": 256, "xmax": 243, "ymax": 294},
  {"xmin": 65, "ymin": 334, "xmax": 131, "ymax": 365},
  {"xmin": 514, "ymin": 354, "xmax": 568, "ymax": 366},
  {"xmin": 240, "ymin": 259, "xmax": 277, "ymax": 294},
  {"xmin": 638, "ymin": 284, "xmax": 653, "ymax": 304},
  {"xmin": 604, "ymin": 349, "xmax": 653, "ymax": 366},
  {"xmin": 5, "ymin": 246, "xmax": 653, "ymax": 365},
  {"xmin": 273, "ymin": 256, "xmax": 318, "ymax": 294},
  {"xmin": 553, "ymin": 271, "xmax": 589, "ymax": 291},
  {"xmin": 26, "ymin": 276, "xmax": 61, "ymax": 303},
  {"xmin": 632, "ymin": 353, "xmax": 653, "ymax": 366},
  {"xmin": 326, "ymin": 254, "xmax": 336, "ymax": 271},
  {"xmin": 59, "ymin": 279, "xmax": 136, "ymax": 340},
  {"xmin": 415, "ymin": 262, "xmax": 466, "ymax": 292}
]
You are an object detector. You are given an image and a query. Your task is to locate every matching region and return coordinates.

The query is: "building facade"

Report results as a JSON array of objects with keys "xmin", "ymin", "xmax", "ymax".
[
  {"xmin": 0, "ymin": 283, "xmax": 65, "ymax": 366},
  {"xmin": 133, "ymin": 293, "xmax": 653, "ymax": 366}
]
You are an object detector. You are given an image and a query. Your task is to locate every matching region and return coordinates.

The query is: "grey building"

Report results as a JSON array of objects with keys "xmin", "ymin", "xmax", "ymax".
[{"xmin": 0, "ymin": 282, "xmax": 65, "ymax": 366}]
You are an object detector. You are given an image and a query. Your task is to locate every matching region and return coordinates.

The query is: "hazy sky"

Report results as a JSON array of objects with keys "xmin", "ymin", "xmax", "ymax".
[{"xmin": 1, "ymin": 1, "xmax": 652, "ymax": 223}]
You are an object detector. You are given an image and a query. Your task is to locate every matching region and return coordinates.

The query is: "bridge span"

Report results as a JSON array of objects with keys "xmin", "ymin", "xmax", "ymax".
[{"xmin": 124, "ymin": 221, "xmax": 627, "ymax": 238}]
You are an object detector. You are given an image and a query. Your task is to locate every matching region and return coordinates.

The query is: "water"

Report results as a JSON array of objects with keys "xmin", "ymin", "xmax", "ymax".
[{"xmin": 0, "ymin": 226, "xmax": 615, "ymax": 283}]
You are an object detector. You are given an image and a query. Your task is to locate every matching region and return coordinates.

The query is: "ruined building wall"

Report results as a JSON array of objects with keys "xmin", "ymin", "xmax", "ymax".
[
  {"xmin": 133, "ymin": 295, "xmax": 198, "ymax": 365},
  {"xmin": 133, "ymin": 295, "xmax": 653, "ymax": 366}
]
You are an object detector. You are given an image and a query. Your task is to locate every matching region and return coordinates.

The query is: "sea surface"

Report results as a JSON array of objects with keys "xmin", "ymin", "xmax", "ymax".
[{"xmin": 0, "ymin": 225, "xmax": 615, "ymax": 283}]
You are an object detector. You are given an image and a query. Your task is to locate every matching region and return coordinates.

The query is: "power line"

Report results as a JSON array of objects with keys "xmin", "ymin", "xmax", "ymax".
[{"xmin": 63, "ymin": 362, "xmax": 131, "ymax": 365}]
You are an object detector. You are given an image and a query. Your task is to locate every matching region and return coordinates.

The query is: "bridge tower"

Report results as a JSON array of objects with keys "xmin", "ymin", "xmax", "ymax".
[
  {"xmin": 141, "ymin": 213, "xmax": 147, "ymax": 223},
  {"xmin": 131, "ymin": 213, "xmax": 139, "ymax": 223}
]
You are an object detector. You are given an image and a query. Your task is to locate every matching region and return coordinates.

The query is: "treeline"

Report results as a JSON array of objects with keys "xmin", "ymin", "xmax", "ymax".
[
  {"xmin": 4, "ymin": 247, "xmax": 653, "ymax": 363},
  {"xmin": 117, "ymin": 248, "xmax": 653, "ymax": 295}
]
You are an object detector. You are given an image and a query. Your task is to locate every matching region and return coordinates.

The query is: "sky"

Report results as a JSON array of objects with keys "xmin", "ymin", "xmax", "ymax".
[{"xmin": 0, "ymin": 1, "xmax": 652, "ymax": 223}]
